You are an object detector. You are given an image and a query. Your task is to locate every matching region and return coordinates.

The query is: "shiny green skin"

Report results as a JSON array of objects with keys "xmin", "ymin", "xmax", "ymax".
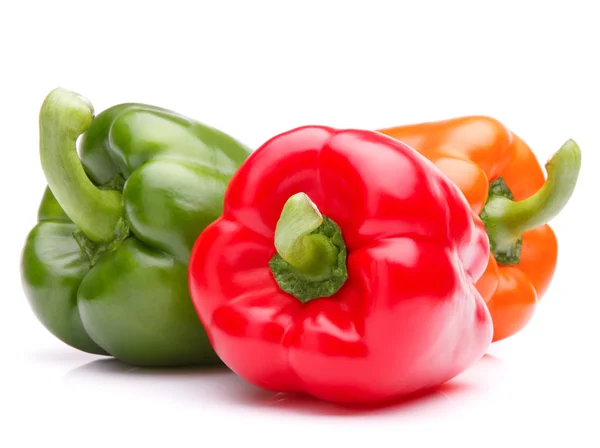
[{"xmin": 21, "ymin": 103, "xmax": 250, "ymax": 366}]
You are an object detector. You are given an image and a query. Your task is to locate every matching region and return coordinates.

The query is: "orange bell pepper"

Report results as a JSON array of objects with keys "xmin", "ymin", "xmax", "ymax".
[{"xmin": 378, "ymin": 117, "xmax": 581, "ymax": 342}]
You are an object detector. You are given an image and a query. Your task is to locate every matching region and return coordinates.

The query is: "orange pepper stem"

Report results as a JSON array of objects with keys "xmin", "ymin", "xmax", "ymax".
[{"xmin": 482, "ymin": 139, "xmax": 581, "ymax": 263}]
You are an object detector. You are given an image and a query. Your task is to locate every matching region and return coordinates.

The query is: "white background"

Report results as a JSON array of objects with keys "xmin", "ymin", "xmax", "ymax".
[{"xmin": 1, "ymin": 1, "xmax": 599, "ymax": 446}]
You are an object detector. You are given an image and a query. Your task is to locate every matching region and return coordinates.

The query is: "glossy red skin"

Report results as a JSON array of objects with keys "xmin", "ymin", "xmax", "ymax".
[{"xmin": 189, "ymin": 126, "xmax": 493, "ymax": 404}]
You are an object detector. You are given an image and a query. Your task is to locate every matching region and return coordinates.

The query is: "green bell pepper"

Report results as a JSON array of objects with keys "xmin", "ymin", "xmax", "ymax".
[{"xmin": 20, "ymin": 88, "xmax": 250, "ymax": 366}]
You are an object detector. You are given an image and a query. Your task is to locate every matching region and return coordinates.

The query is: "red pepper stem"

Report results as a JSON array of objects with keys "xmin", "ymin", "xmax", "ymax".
[
  {"xmin": 39, "ymin": 88, "xmax": 124, "ymax": 243},
  {"xmin": 274, "ymin": 193, "xmax": 339, "ymax": 280},
  {"xmin": 483, "ymin": 139, "xmax": 581, "ymax": 250},
  {"xmin": 270, "ymin": 193, "xmax": 348, "ymax": 303}
]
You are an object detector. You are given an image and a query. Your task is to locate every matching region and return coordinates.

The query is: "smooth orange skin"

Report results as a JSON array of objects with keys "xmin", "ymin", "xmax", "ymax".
[{"xmin": 379, "ymin": 117, "xmax": 558, "ymax": 342}]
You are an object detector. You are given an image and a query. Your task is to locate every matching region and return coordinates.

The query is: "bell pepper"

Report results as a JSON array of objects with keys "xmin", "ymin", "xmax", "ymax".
[
  {"xmin": 188, "ymin": 126, "xmax": 493, "ymax": 404},
  {"xmin": 378, "ymin": 117, "xmax": 581, "ymax": 341},
  {"xmin": 20, "ymin": 88, "xmax": 250, "ymax": 366}
]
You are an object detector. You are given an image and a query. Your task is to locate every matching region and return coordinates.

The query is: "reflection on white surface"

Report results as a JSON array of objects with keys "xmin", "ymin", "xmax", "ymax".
[
  {"xmin": 61, "ymin": 354, "xmax": 504, "ymax": 418},
  {"xmin": 5, "ymin": 336, "xmax": 598, "ymax": 447}
]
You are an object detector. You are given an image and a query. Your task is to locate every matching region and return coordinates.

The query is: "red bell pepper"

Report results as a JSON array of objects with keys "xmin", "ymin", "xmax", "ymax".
[{"xmin": 188, "ymin": 126, "xmax": 493, "ymax": 404}]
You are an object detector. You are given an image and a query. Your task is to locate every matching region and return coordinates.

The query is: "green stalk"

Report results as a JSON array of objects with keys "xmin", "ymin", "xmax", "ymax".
[
  {"xmin": 274, "ymin": 193, "xmax": 339, "ymax": 280},
  {"xmin": 269, "ymin": 193, "xmax": 348, "ymax": 302},
  {"xmin": 39, "ymin": 88, "xmax": 123, "ymax": 243},
  {"xmin": 481, "ymin": 139, "xmax": 581, "ymax": 263}
]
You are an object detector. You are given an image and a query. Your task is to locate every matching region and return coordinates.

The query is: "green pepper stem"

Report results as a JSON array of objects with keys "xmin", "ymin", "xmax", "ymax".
[
  {"xmin": 482, "ymin": 139, "xmax": 581, "ymax": 249},
  {"xmin": 39, "ymin": 88, "xmax": 123, "ymax": 242},
  {"xmin": 274, "ymin": 193, "xmax": 339, "ymax": 281}
]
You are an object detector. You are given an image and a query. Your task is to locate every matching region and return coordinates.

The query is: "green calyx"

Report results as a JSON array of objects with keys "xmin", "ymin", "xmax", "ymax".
[
  {"xmin": 480, "ymin": 178, "xmax": 523, "ymax": 264},
  {"xmin": 269, "ymin": 193, "xmax": 348, "ymax": 303},
  {"xmin": 39, "ymin": 88, "xmax": 125, "ymax": 244},
  {"xmin": 480, "ymin": 139, "xmax": 581, "ymax": 265},
  {"xmin": 74, "ymin": 218, "xmax": 130, "ymax": 266},
  {"xmin": 73, "ymin": 174, "xmax": 131, "ymax": 266}
]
